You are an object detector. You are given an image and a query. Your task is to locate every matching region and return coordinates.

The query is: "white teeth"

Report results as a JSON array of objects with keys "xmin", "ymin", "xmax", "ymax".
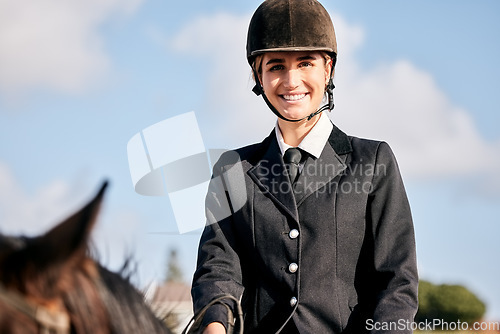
[{"xmin": 283, "ymin": 93, "xmax": 306, "ymax": 101}]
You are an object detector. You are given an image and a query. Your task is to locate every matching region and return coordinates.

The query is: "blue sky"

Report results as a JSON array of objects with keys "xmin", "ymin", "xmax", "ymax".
[{"xmin": 1, "ymin": 0, "xmax": 499, "ymax": 320}]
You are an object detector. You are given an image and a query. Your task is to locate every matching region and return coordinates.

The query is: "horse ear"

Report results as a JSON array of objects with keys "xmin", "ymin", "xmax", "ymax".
[
  {"xmin": 0, "ymin": 235, "xmax": 26, "ymax": 263},
  {"xmin": 31, "ymin": 181, "xmax": 109, "ymax": 268}
]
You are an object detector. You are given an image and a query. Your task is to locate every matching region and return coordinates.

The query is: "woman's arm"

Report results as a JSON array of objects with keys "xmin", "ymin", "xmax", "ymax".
[
  {"xmin": 191, "ymin": 154, "xmax": 246, "ymax": 330},
  {"xmin": 367, "ymin": 142, "xmax": 419, "ymax": 332}
]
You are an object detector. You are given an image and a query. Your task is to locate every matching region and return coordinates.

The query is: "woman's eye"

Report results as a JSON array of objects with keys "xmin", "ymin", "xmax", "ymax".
[{"xmin": 269, "ymin": 65, "xmax": 285, "ymax": 72}]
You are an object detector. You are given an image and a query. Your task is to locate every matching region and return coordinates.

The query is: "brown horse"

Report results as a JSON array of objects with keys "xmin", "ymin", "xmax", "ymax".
[{"xmin": 0, "ymin": 182, "xmax": 172, "ymax": 334}]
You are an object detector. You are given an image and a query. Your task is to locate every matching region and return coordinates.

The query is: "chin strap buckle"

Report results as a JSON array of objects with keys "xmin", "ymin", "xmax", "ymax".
[{"xmin": 252, "ymin": 84, "xmax": 262, "ymax": 96}]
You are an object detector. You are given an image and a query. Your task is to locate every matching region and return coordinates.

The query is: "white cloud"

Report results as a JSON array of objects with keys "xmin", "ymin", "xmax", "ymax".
[
  {"xmin": 334, "ymin": 59, "xmax": 500, "ymax": 179},
  {"xmin": 0, "ymin": 162, "xmax": 144, "ymax": 278},
  {"xmin": 171, "ymin": 13, "xmax": 276, "ymax": 148},
  {"xmin": 0, "ymin": 162, "xmax": 88, "ymax": 236},
  {"xmin": 170, "ymin": 12, "xmax": 500, "ymax": 182},
  {"xmin": 0, "ymin": 0, "xmax": 143, "ymax": 98}
]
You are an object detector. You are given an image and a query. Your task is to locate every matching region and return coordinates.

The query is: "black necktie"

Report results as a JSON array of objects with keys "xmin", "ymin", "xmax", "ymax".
[{"xmin": 284, "ymin": 148, "xmax": 302, "ymax": 184}]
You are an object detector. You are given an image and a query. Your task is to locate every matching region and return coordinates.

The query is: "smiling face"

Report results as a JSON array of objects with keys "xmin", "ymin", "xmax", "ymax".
[{"xmin": 259, "ymin": 51, "xmax": 332, "ymax": 121}]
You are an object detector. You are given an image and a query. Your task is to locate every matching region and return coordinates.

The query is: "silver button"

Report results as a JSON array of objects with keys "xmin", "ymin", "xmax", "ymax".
[
  {"xmin": 290, "ymin": 297, "xmax": 298, "ymax": 307},
  {"xmin": 288, "ymin": 263, "xmax": 298, "ymax": 273},
  {"xmin": 289, "ymin": 229, "xmax": 299, "ymax": 239}
]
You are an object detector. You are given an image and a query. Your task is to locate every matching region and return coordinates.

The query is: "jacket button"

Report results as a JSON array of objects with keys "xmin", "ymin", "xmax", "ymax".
[
  {"xmin": 289, "ymin": 229, "xmax": 299, "ymax": 239},
  {"xmin": 290, "ymin": 297, "xmax": 297, "ymax": 307},
  {"xmin": 288, "ymin": 263, "xmax": 298, "ymax": 273}
]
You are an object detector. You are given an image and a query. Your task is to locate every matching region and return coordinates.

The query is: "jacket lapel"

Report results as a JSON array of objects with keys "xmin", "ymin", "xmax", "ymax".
[
  {"xmin": 247, "ymin": 123, "xmax": 353, "ymax": 220},
  {"xmin": 248, "ymin": 132, "xmax": 299, "ymax": 222},
  {"xmin": 294, "ymin": 123, "xmax": 353, "ymax": 205}
]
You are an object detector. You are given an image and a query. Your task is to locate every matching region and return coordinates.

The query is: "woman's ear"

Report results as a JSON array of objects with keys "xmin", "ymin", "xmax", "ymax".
[
  {"xmin": 251, "ymin": 65, "xmax": 264, "ymax": 96},
  {"xmin": 254, "ymin": 68, "xmax": 263, "ymax": 87},
  {"xmin": 255, "ymin": 71, "xmax": 262, "ymax": 87},
  {"xmin": 325, "ymin": 58, "xmax": 334, "ymax": 83}
]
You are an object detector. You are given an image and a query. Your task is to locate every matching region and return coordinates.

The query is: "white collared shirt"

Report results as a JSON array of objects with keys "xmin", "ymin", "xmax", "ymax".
[{"xmin": 275, "ymin": 112, "xmax": 333, "ymax": 159}]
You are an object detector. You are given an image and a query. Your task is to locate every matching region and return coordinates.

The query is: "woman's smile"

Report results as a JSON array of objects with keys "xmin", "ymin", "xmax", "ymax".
[
  {"xmin": 281, "ymin": 93, "xmax": 308, "ymax": 102},
  {"xmin": 261, "ymin": 51, "xmax": 331, "ymax": 121}
]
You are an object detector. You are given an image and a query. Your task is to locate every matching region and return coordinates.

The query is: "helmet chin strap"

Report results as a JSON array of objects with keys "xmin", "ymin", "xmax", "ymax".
[{"xmin": 251, "ymin": 67, "xmax": 335, "ymax": 123}]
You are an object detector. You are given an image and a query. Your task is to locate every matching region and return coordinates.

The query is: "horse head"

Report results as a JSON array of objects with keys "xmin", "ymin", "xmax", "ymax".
[{"xmin": 0, "ymin": 182, "xmax": 171, "ymax": 334}]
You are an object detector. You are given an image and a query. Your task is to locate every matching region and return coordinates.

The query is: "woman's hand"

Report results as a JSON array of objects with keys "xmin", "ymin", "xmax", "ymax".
[{"xmin": 203, "ymin": 322, "xmax": 226, "ymax": 334}]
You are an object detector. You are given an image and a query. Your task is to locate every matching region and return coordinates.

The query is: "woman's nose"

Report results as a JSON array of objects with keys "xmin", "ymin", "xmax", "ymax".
[{"xmin": 283, "ymin": 69, "xmax": 300, "ymax": 88}]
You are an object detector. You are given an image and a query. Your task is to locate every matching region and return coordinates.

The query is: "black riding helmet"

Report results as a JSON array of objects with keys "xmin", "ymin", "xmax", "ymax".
[{"xmin": 246, "ymin": 0, "xmax": 337, "ymax": 122}]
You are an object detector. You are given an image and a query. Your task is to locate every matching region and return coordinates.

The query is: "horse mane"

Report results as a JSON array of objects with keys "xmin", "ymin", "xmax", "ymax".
[
  {"xmin": 0, "ymin": 182, "xmax": 172, "ymax": 334},
  {"xmin": 98, "ymin": 265, "xmax": 171, "ymax": 333}
]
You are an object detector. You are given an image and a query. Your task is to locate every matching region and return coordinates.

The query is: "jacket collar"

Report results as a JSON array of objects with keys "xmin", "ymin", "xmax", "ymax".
[
  {"xmin": 248, "ymin": 123, "xmax": 352, "ymax": 222},
  {"xmin": 328, "ymin": 122, "xmax": 353, "ymax": 155}
]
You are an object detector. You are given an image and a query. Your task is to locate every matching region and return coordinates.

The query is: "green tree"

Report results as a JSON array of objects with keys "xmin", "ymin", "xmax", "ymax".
[
  {"xmin": 164, "ymin": 248, "xmax": 184, "ymax": 283},
  {"xmin": 416, "ymin": 280, "xmax": 486, "ymax": 326}
]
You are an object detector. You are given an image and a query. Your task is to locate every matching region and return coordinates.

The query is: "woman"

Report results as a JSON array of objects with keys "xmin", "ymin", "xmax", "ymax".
[{"xmin": 191, "ymin": 1, "xmax": 418, "ymax": 333}]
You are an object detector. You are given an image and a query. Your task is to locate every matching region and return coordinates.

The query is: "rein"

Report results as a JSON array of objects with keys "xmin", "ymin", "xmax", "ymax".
[
  {"xmin": 0, "ymin": 283, "xmax": 70, "ymax": 334},
  {"xmin": 182, "ymin": 294, "xmax": 244, "ymax": 334}
]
